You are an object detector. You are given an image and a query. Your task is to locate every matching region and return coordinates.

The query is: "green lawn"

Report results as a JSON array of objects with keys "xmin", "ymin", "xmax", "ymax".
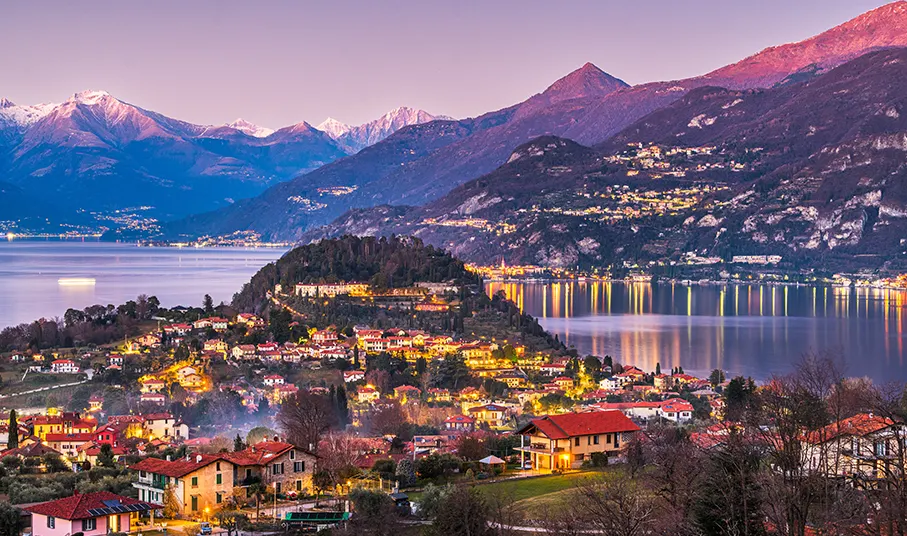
[{"xmin": 409, "ymin": 469, "xmax": 606, "ymax": 504}]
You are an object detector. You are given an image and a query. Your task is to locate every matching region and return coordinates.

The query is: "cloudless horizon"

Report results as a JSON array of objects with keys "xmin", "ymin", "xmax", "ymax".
[{"xmin": 2, "ymin": 0, "xmax": 892, "ymax": 128}]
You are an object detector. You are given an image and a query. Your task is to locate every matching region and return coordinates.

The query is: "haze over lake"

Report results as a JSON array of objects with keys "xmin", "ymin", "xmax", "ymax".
[
  {"xmin": 486, "ymin": 281, "xmax": 907, "ymax": 383},
  {"xmin": 0, "ymin": 241, "xmax": 287, "ymax": 328}
]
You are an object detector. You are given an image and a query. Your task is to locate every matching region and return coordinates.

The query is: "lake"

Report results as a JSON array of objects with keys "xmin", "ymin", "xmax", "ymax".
[
  {"xmin": 485, "ymin": 281, "xmax": 907, "ymax": 383},
  {"xmin": 0, "ymin": 240, "xmax": 287, "ymax": 328}
]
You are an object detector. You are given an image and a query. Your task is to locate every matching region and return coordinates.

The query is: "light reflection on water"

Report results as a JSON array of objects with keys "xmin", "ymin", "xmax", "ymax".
[
  {"xmin": 486, "ymin": 281, "xmax": 907, "ymax": 382},
  {"xmin": 0, "ymin": 241, "xmax": 287, "ymax": 328}
]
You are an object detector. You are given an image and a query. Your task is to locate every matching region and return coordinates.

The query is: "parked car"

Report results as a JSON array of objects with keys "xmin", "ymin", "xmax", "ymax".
[{"xmin": 199, "ymin": 522, "xmax": 213, "ymax": 535}]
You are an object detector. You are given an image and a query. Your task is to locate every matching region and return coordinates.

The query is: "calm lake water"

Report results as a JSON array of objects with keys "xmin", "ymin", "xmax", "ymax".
[
  {"xmin": 0, "ymin": 240, "xmax": 287, "ymax": 328},
  {"xmin": 485, "ymin": 281, "xmax": 907, "ymax": 383}
]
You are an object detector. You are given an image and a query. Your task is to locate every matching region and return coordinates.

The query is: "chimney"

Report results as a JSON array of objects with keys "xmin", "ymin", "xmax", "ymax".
[
  {"xmin": 196, "ymin": 454, "xmax": 203, "ymax": 463},
  {"xmin": 166, "ymin": 455, "xmax": 171, "ymax": 462}
]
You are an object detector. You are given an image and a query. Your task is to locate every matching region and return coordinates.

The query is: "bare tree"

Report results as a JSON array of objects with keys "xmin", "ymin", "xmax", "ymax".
[
  {"xmin": 572, "ymin": 474, "xmax": 659, "ymax": 536},
  {"xmin": 277, "ymin": 391, "xmax": 332, "ymax": 452}
]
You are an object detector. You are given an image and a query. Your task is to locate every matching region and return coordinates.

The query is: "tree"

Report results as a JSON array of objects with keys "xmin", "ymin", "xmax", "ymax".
[
  {"xmin": 723, "ymin": 376, "xmax": 756, "ymax": 422},
  {"xmin": 67, "ymin": 385, "xmax": 93, "ymax": 412},
  {"xmin": 456, "ymin": 435, "xmax": 488, "ymax": 461},
  {"xmin": 162, "ymin": 486, "xmax": 181, "ymax": 518},
  {"xmin": 348, "ymin": 488, "xmax": 401, "ymax": 536},
  {"xmin": 277, "ymin": 392, "xmax": 332, "ymax": 452},
  {"xmin": 214, "ymin": 510, "xmax": 247, "ymax": 536},
  {"xmin": 693, "ymin": 431, "xmax": 765, "ymax": 536},
  {"xmin": 369, "ymin": 400, "xmax": 407, "ymax": 436},
  {"xmin": 709, "ymin": 369, "xmax": 726, "ymax": 387},
  {"xmin": 429, "ymin": 485, "xmax": 492, "ymax": 536},
  {"xmin": 246, "ymin": 426, "xmax": 277, "ymax": 445},
  {"xmin": 395, "ymin": 458, "xmax": 416, "ymax": 487},
  {"xmin": 655, "ymin": 362, "xmax": 662, "ymax": 376},
  {"xmin": 0, "ymin": 502, "xmax": 22, "ymax": 536},
  {"xmin": 233, "ymin": 434, "xmax": 245, "ymax": 452},
  {"xmin": 203, "ymin": 294, "xmax": 214, "ymax": 315},
  {"xmin": 7, "ymin": 410, "xmax": 18, "ymax": 450},
  {"xmin": 572, "ymin": 474, "xmax": 659, "ymax": 536},
  {"xmin": 584, "ymin": 355, "xmax": 602, "ymax": 377},
  {"xmin": 97, "ymin": 443, "xmax": 116, "ymax": 468}
]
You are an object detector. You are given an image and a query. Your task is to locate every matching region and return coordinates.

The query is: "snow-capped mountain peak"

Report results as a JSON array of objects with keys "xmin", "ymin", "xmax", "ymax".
[
  {"xmin": 69, "ymin": 90, "xmax": 112, "ymax": 105},
  {"xmin": 227, "ymin": 118, "xmax": 274, "ymax": 138},
  {"xmin": 316, "ymin": 107, "xmax": 447, "ymax": 152},
  {"xmin": 0, "ymin": 98, "xmax": 59, "ymax": 127},
  {"xmin": 316, "ymin": 117, "xmax": 352, "ymax": 138}
]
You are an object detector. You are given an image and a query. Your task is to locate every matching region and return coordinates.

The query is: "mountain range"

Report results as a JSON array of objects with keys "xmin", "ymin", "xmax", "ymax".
[
  {"xmin": 163, "ymin": 1, "xmax": 907, "ymax": 250},
  {"xmin": 0, "ymin": 95, "xmax": 441, "ymax": 226},
  {"xmin": 317, "ymin": 107, "xmax": 452, "ymax": 153}
]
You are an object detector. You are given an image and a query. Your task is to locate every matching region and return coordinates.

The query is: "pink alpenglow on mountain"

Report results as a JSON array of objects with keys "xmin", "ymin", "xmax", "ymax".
[{"xmin": 317, "ymin": 106, "xmax": 451, "ymax": 153}]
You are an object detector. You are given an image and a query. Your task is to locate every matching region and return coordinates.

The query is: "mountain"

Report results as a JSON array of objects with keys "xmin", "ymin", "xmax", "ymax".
[
  {"xmin": 0, "ymin": 90, "xmax": 349, "ymax": 225},
  {"xmin": 301, "ymin": 48, "xmax": 907, "ymax": 272},
  {"xmin": 317, "ymin": 107, "xmax": 451, "ymax": 153},
  {"xmin": 225, "ymin": 118, "xmax": 274, "ymax": 138},
  {"xmin": 167, "ymin": 3, "xmax": 907, "ymax": 243},
  {"xmin": 163, "ymin": 63, "xmax": 630, "ymax": 240}
]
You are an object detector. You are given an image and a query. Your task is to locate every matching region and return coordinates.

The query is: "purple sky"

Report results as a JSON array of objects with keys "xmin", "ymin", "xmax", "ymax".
[{"xmin": 2, "ymin": 0, "xmax": 891, "ymax": 128}]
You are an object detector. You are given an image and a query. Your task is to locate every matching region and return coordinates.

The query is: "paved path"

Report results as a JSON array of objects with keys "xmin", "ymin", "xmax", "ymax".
[{"xmin": 0, "ymin": 379, "xmax": 87, "ymax": 399}]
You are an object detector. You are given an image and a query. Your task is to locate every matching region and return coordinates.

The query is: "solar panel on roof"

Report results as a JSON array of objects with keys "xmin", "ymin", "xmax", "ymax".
[{"xmin": 102, "ymin": 499, "xmax": 123, "ymax": 508}]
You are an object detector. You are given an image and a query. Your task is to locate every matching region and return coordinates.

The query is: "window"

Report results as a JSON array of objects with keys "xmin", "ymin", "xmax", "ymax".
[
  {"xmin": 294, "ymin": 461, "xmax": 306, "ymax": 472},
  {"xmin": 216, "ymin": 493, "xmax": 223, "ymax": 504},
  {"xmin": 290, "ymin": 450, "xmax": 296, "ymax": 460},
  {"xmin": 191, "ymin": 476, "xmax": 198, "ymax": 487},
  {"xmin": 593, "ymin": 435, "xmax": 600, "ymax": 445},
  {"xmin": 216, "ymin": 462, "xmax": 221, "ymax": 471},
  {"xmin": 272, "ymin": 462, "xmax": 284, "ymax": 475},
  {"xmin": 191, "ymin": 496, "xmax": 198, "ymax": 512},
  {"xmin": 875, "ymin": 441, "xmax": 888, "ymax": 457},
  {"xmin": 606, "ymin": 434, "xmax": 612, "ymax": 444},
  {"xmin": 245, "ymin": 468, "xmax": 252, "ymax": 479},
  {"xmin": 216, "ymin": 473, "xmax": 222, "ymax": 485},
  {"xmin": 575, "ymin": 437, "xmax": 580, "ymax": 447},
  {"xmin": 47, "ymin": 516, "xmax": 56, "ymax": 529},
  {"xmin": 296, "ymin": 480, "xmax": 302, "ymax": 491},
  {"xmin": 83, "ymin": 518, "xmax": 97, "ymax": 531}
]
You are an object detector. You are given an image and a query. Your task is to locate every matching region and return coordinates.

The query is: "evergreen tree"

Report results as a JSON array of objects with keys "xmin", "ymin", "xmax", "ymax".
[
  {"xmin": 7, "ymin": 410, "xmax": 18, "ymax": 450},
  {"xmin": 234, "ymin": 434, "xmax": 245, "ymax": 452},
  {"xmin": 97, "ymin": 443, "xmax": 116, "ymax": 468},
  {"xmin": 655, "ymin": 362, "xmax": 662, "ymax": 375},
  {"xmin": 203, "ymin": 294, "xmax": 214, "ymax": 315}
]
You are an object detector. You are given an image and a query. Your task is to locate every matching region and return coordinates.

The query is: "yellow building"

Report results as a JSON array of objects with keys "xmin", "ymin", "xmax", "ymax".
[
  {"xmin": 132, "ymin": 454, "xmax": 236, "ymax": 516},
  {"xmin": 516, "ymin": 411, "xmax": 641, "ymax": 471}
]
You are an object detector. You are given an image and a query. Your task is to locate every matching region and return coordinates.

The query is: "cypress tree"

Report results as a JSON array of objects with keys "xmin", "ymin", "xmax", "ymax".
[{"xmin": 7, "ymin": 410, "xmax": 18, "ymax": 450}]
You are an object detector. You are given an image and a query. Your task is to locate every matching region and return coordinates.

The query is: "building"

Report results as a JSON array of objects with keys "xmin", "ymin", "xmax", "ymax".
[
  {"xmin": 393, "ymin": 385, "xmax": 421, "ymax": 402},
  {"xmin": 468, "ymin": 404, "xmax": 509, "ymax": 428},
  {"xmin": 223, "ymin": 440, "xmax": 318, "ymax": 496},
  {"xmin": 343, "ymin": 370, "xmax": 365, "ymax": 383},
  {"xmin": 263, "ymin": 374, "xmax": 285, "ymax": 387},
  {"xmin": 516, "ymin": 410, "xmax": 641, "ymax": 471},
  {"xmin": 140, "ymin": 392, "xmax": 167, "ymax": 406},
  {"xmin": 51, "ymin": 360, "xmax": 80, "ymax": 374},
  {"xmin": 32, "ymin": 414, "xmax": 96, "ymax": 441},
  {"xmin": 357, "ymin": 386, "xmax": 380, "ymax": 404},
  {"xmin": 804, "ymin": 413, "xmax": 907, "ymax": 483},
  {"xmin": 44, "ymin": 433, "xmax": 94, "ymax": 458},
  {"xmin": 25, "ymin": 491, "xmax": 160, "ymax": 536},
  {"xmin": 444, "ymin": 414, "xmax": 476, "ymax": 433},
  {"xmin": 143, "ymin": 413, "xmax": 189, "ymax": 441},
  {"xmin": 295, "ymin": 282, "xmax": 369, "ymax": 298},
  {"xmin": 132, "ymin": 454, "xmax": 236, "ymax": 515}
]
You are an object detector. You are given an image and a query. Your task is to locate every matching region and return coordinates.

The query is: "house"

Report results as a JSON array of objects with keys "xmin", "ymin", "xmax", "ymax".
[
  {"xmin": 163, "ymin": 323, "xmax": 192, "ymax": 336},
  {"xmin": 468, "ymin": 404, "xmax": 509, "ymax": 428},
  {"xmin": 312, "ymin": 329, "xmax": 339, "ymax": 344},
  {"xmin": 232, "ymin": 344, "xmax": 257, "ymax": 360},
  {"xmin": 658, "ymin": 398, "xmax": 694, "ymax": 422},
  {"xmin": 428, "ymin": 388, "xmax": 451, "ymax": 403},
  {"xmin": 51, "ymin": 359, "xmax": 80, "ymax": 374},
  {"xmin": 804, "ymin": 413, "xmax": 907, "ymax": 482},
  {"xmin": 236, "ymin": 313, "xmax": 265, "ymax": 329},
  {"xmin": 444, "ymin": 414, "xmax": 476, "ymax": 432},
  {"xmin": 393, "ymin": 385, "xmax": 421, "ymax": 402},
  {"xmin": 263, "ymin": 374, "xmax": 285, "ymax": 387},
  {"xmin": 357, "ymin": 386, "xmax": 380, "ymax": 404},
  {"xmin": 592, "ymin": 401, "xmax": 661, "ymax": 420},
  {"xmin": 132, "ymin": 454, "xmax": 236, "ymax": 514},
  {"xmin": 79, "ymin": 443, "xmax": 128, "ymax": 466},
  {"xmin": 140, "ymin": 392, "xmax": 167, "ymax": 406},
  {"xmin": 136, "ymin": 334, "xmax": 161, "ymax": 348},
  {"xmin": 31, "ymin": 414, "xmax": 96, "ymax": 441},
  {"xmin": 516, "ymin": 410, "xmax": 641, "ymax": 471},
  {"xmin": 223, "ymin": 440, "xmax": 318, "ymax": 496},
  {"xmin": 540, "ymin": 362, "xmax": 567, "ymax": 376},
  {"xmin": 88, "ymin": 394, "xmax": 104, "ymax": 412},
  {"xmin": 274, "ymin": 384, "xmax": 299, "ymax": 402},
  {"xmin": 107, "ymin": 355, "xmax": 125, "ymax": 367},
  {"xmin": 140, "ymin": 378, "xmax": 167, "ymax": 393},
  {"xmin": 44, "ymin": 433, "xmax": 94, "ymax": 458},
  {"xmin": 553, "ymin": 376, "xmax": 575, "ymax": 390},
  {"xmin": 143, "ymin": 413, "xmax": 189, "ymax": 441},
  {"xmin": 203, "ymin": 339, "xmax": 228, "ymax": 354},
  {"xmin": 25, "ymin": 491, "xmax": 160, "ymax": 536},
  {"xmin": 343, "ymin": 370, "xmax": 365, "ymax": 383}
]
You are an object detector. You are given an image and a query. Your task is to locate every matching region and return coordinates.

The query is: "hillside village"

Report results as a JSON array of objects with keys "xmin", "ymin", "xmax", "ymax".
[{"xmin": 2, "ymin": 238, "xmax": 907, "ymax": 534}]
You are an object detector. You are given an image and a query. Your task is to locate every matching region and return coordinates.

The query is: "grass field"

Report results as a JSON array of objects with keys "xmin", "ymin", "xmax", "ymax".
[{"xmin": 409, "ymin": 469, "xmax": 609, "ymax": 505}]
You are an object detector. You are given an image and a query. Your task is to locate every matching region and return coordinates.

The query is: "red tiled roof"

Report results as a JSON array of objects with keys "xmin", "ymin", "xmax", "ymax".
[
  {"xmin": 807, "ymin": 413, "xmax": 896, "ymax": 444},
  {"xmin": 45, "ymin": 432, "xmax": 94, "ymax": 442},
  {"xmin": 518, "ymin": 410, "xmax": 640, "ymax": 439},
  {"xmin": 445, "ymin": 414, "xmax": 475, "ymax": 423},
  {"xmin": 130, "ymin": 454, "xmax": 223, "ymax": 477},
  {"xmin": 1, "ymin": 443, "xmax": 63, "ymax": 458},
  {"xmin": 25, "ymin": 491, "xmax": 158, "ymax": 520}
]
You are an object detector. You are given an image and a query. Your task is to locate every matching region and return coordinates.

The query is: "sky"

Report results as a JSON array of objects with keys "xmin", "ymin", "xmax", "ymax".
[{"xmin": 1, "ymin": 0, "xmax": 892, "ymax": 128}]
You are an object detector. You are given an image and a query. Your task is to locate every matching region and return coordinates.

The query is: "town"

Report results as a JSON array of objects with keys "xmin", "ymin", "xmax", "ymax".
[{"xmin": 0, "ymin": 236, "xmax": 904, "ymax": 536}]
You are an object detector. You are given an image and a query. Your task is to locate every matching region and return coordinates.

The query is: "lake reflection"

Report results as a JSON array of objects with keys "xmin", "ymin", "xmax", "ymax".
[{"xmin": 485, "ymin": 281, "xmax": 907, "ymax": 382}]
